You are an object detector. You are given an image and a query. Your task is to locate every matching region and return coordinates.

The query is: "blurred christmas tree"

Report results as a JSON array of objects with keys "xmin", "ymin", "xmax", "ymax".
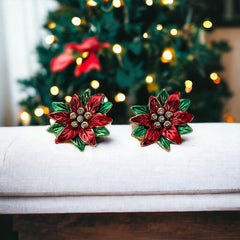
[{"xmin": 19, "ymin": 0, "xmax": 231, "ymax": 125}]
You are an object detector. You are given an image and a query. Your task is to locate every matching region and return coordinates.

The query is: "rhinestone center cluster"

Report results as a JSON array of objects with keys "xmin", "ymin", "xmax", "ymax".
[
  {"xmin": 151, "ymin": 107, "xmax": 173, "ymax": 129},
  {"xmin": 70, "ymin": 107, "xmax": 92, "ymax": 129}
]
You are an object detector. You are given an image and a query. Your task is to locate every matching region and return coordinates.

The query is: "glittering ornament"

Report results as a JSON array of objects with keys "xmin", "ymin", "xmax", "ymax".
[
  {"xmin": 48, "ymin": 89, "xmax": 112, "ymax": 151},
  {"xmin": 50, "ymin": 36, "xmax": 110, "ymax": 77},
  {"xmin": 130, "ymin": 89, "xmax": 194, "ymax": 151}
]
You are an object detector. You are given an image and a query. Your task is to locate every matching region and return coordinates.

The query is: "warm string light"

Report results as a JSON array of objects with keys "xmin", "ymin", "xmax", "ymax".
[
  {"xmin": 75, "ymin": 53, "xmax": 89, "ymax": 65},
  {"xmin": 87, "ymin": 0, "xmax": 97, "ymax": 6},
  {"xmin": 214, "ymin": 78, "xmax": 221, "ymax": 84},
  {"xmin": 225, "ymin": 114, "xmax": 234, "ymax": 123},
  {"xmin": 48, "ymin": 22, "xmax": 56, "ymax": 29},
  {"xmin": 185, "ymin": 80, "xmax": 193, "ymax": 93},
  {"xmin": 112, "ymin": 0, "xmax": 123, "ymax": 8},
  {"xmin": 188, "ymin": 54, "xmax": 194, "ymax": 61},
  {"xmin": 34, "ymin": 106, "xmax": 49, "ymax": 117},
  {"xmin": 50, "ymin": 86, "xmax": 59, "ymax": 96},
  {"xmin": 210, "ymin": 72, "xmax": 218, "ymax": 80},
  {"xmin": 143, "ymin": 32, "xmax": 149, "ymax": 39},
  {"xmin": 112, "ymin": 44, "xmax": 123, "ymax": 54},
  {"xmin": 82, "ymin": 51, "xmax": 89, "ymax": 58},
  {"xmin": 145, "ymin": 75, "xmax": 154, "ymax": 84},
  {"xmin": 45, "ymin": 35, "xmax": 56, "ymax": 45},
  {"xmin": 43, "ymin": 107, "xmax": 50, "ymax": 114},
  {"xmin": 76, "ymin": 57, "xmax": 83, "ymax": 65},
  {"xmin": 161, "ymin": 0, "xmax": 174, "ymax": 5},
  {"xmin": 65, "ymin": 96, "xmax": 72, "ymax": 103},
  {"xmin": 71, "ymin": 17, "xmax": 81, "ymax": 26},
  {"xmin": 203, "ymin": 20, "xmax": 213, "ymax": 29},
  {"xmin": 115, "ymin": 92, "xmax": 126, "ymax": 102},
  {"xmin": 210, "ymin": 72, "xmax": 221, "ymax": 84},
  {"xmin": 20, "ymin": 111, "xmax": 30, "ymax": 121},
  {"xmin": 20, "ymin": 111, "xmax": 31, "ymax": 125},
  {"xmin": 156, "ymin": 24, "xmax": 163, "ymax": 31},
  {"xmin": 170, "ymin": 28, "xmax": 178, "ymax": 36},
  {"xmin": 145, "ymin": 0, "xmax": 153, "ymax": 6},
  {"xmin": 185, "ymin": 80, "xmax": 193, "ymax": 88},
  {"xmin": 185, "ymin": 88, "xmax": 192, "ymax": 93},
  {"xmin": 34, "ymin": 107, "xmax": 44, "ymax": 117},
  {"xmin": 161, "ymin": 48, "xmax": 174, "ymax": 63},
  {"xmin": 91, "ymin": 80, "xmax": 100, "ymax": 89}
]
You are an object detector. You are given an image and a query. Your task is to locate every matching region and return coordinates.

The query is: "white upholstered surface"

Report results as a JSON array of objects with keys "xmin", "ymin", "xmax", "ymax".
[{"xmin": 0, "ymin": 123, "xmax": 240, "ymax": 213}]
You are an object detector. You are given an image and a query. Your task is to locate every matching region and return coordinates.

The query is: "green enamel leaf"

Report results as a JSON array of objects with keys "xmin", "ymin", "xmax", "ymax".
[
  {"xmin": 157, "ymin": 89, "xmax": 169, "ymax": 106},
  {"xmin": 79, "ymin": 89, "xmax": 91, "ymax": 106},
  {"xmin": 98, "ymin": 101, "xmax": 112, "ymax": 114},
  {"xmin": 176, "ymin": 124, "xmax": 193, "ymax": 134},
  {"xmin": 93, "ymin": 127, "xmax": 110, "ymax": 137},
  {"xmin": 178, "ymin": 99, "xmax": 191, "ymax": 112},
  {"xmin": 48, "ymin": 122, "xmax": 66, "ymax": 134},
  {"xmin": 71, "ymin": 136, "xmax": 85, "ymax": 151},
  {"xmin": 133, "ymin": 125, "xmax": 147, "ymax": 137},
  {"xmin": 52, "ymin": 102, "xmax": 70, "ymax": 112},
  {"xmin": 157, "ymin": 136, "xmax": 170, "ymax": 152},
  {"xmin": 131, "ymin": 105, "xmax": 149, "ymax": 114}
]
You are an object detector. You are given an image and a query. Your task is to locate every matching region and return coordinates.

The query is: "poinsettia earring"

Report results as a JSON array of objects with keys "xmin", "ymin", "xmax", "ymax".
[
  {"xmin": 48, "ymin": 89, "xmax": 112, "ymax": 151},
  {"xmin": 130, "ymin": 89, "xmax": 194, "ymax": 151}
]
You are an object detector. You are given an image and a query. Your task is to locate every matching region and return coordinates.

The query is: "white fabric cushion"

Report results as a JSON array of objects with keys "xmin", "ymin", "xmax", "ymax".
[
  {"xmin": 1, "ymin": 194, "xmax": 240, "ymax": 214},
  {"xmin": 0, "ymin": 123, "xmax": 240, "ymax": 213}
]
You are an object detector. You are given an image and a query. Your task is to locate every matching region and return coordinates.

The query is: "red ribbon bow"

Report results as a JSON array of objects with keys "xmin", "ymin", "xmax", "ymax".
[{"xmin": 50, "ymin": 36, "xmax": 110, "ymax": 77}]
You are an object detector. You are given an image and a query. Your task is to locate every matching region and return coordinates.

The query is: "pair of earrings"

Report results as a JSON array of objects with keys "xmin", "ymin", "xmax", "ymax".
[{"xmin": 48, "ymin": 89, "xmax": 193, "ymax": 152}]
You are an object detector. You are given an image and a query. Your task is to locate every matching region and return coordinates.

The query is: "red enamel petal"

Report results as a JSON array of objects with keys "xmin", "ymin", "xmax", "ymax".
[
  {"xmin": 162, "ymin": 125, "xmax": 181, "ymax": 144},
  {"xmin": 86, "ymin": 94, "xmax": 104, "ymax": 113},
  {"xmin": 130, "ymin": 114, "xmax": 151, "ymax": 127},
  {"xmin": 141, "ymin": 127, "xmax": 162, "ymax": 147},
  {"xmin": 89, "ymin": 113, "xmax": 112, "ymax": 127},
  {"xmin": 172, "ymin": 111, "xmax": 194, "ymax": 125},
  {"xmin": 48, "ymin": 111, "xmax": 70, "ymax": 124},
  {"xmin": 74, "ymin": 52, "xmax": 101, "ymax": 77},
  {"xmin": 70, "ymin": 94, "xmax": 82, "ymax": 113},
  {"xmin": 149, "ymin": 96, "xmax": 161, "ymax": 113},
  {"xmin": 79, "ymin": 128, "xmax": 96, "ymax": 145},
  {"xmin": 164, "ymin": 92, "xmax": 180, "ymax": 112},
  {"xmin": 55, "ymin": 126, "xmax": 77, "ymax": 144},
  {"xmin": 50, "ymin": 52, "xmax": 74, "ymax": 72}
]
